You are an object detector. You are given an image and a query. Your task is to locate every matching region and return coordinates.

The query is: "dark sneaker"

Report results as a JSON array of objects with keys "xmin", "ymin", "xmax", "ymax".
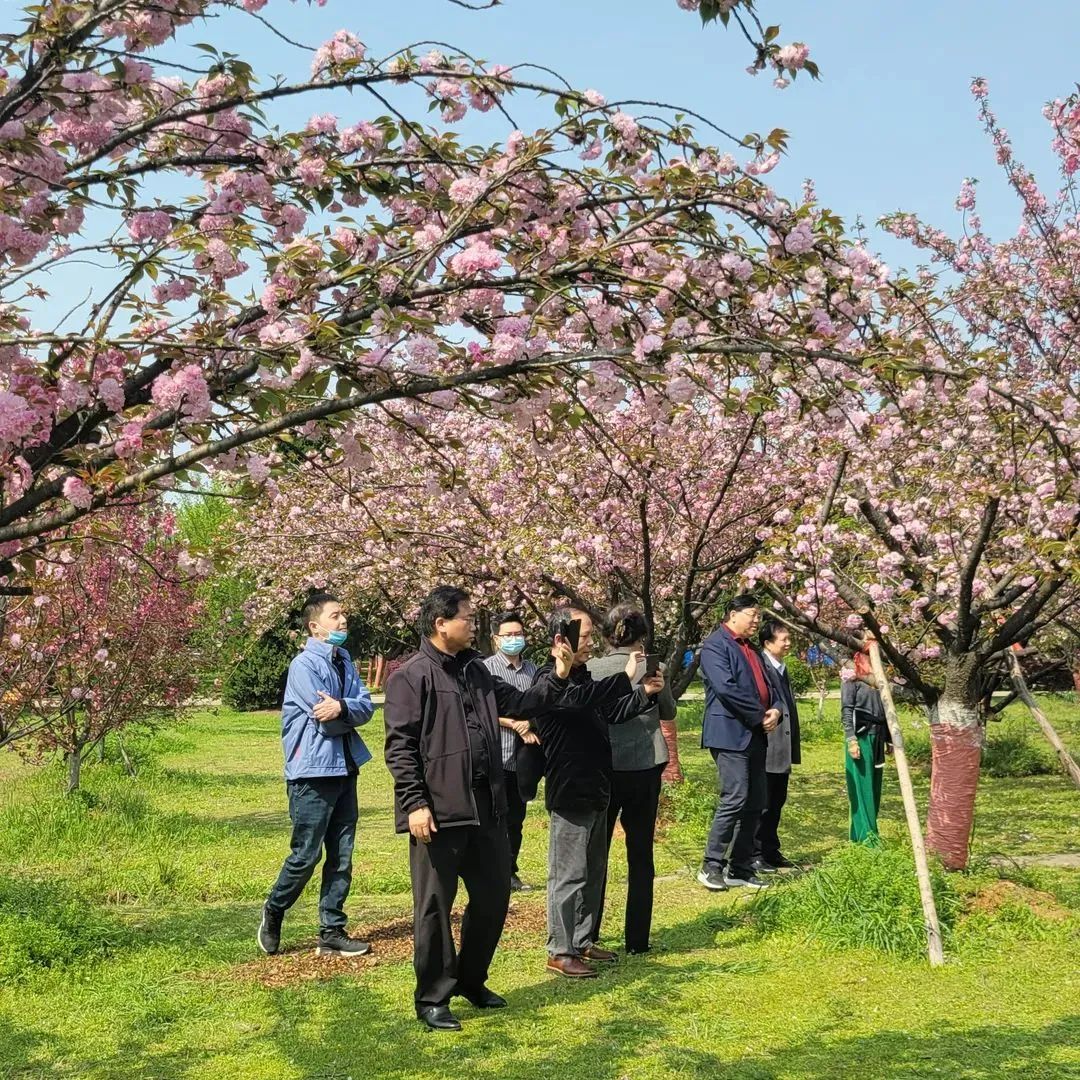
[
  {"xmin": 724, "ymin": 870, "xmax": 770, "ymax": 890},
  {"xmin": 257, "ymin": 903, "xmax": 282, "ymax": 955},
  {"xmin": 752, "ymin": 858, "xmax": 779, "ymax": 875},
  {"xmin": 696, "ymin": 866, "xmax": 729, "ymax": 892},
  {"xmin": 509, "ymin": 873, "xmax": 526, "ymax": 892},
  {"xmin": 770, "ymin": 854, "xmax": 795, "ymax": 869},
  {"xmin": 316, "ymin": 928, "xmax": 372, "ymax": 956}
]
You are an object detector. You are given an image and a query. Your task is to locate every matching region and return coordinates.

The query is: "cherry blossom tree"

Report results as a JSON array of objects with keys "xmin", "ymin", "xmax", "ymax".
[
  {"xmin": 0, "ymin": 0, "xmax": 842, "ymax": 599},
  {"xmin": 0, "ymin": 504, "xmax": 203, "ymax": 792},
  {"xmin": 227, "ymin": 382, "xmax": 801, "ymax": 698},
  {"xmin": 748, "ymin": 82, "xmax": 1080, "ymax": 870}
]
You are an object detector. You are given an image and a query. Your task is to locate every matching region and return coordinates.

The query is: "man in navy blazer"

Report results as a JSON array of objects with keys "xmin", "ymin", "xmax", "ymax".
[{"xmin": 697, "ymin": 595, "xmax": 781, "ymax": 891}]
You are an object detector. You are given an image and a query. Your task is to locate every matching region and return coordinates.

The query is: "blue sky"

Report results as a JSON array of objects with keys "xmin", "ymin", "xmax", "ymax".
[{"xmin": 203, "ymin": 0, "xmax": 1080, "ymax": 270}]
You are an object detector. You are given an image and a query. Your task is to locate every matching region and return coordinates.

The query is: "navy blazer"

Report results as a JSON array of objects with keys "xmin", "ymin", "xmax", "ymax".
[{"xmin": 700, "ymin": 626, "xmax": 781, "ymax": 752}]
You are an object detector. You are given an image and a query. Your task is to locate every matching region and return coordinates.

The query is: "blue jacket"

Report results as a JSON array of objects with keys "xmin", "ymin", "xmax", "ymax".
[
  {"xmin": 700, "ymin": 626, "xmax": 781, "ymax": 752},
  {"xmin": 281, "ymin": 638, "xmax": 374, "ymax": 781}
]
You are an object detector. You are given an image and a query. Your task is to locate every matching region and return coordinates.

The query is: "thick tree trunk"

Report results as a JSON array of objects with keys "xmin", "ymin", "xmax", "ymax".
[{"xmin": 925, "ymin": 696, "xmax": 983, "ymax": 871}]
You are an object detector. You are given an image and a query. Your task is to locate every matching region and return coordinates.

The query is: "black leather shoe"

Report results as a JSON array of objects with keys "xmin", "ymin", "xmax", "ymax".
[
  {"xmin": 456, "ymin": 985, "xmax": 507, "ymax": 1009},
  {"xmin": 417, "ymin": 1005, "xmax": 462, "ymax": 1031},
  {"xmin": 752, "ymin": 858, "xmax": 779, "ymax": 875}
]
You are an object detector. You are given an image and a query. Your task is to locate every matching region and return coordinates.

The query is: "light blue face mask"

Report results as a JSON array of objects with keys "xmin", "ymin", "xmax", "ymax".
[
  {"xmin": 326, "ymin": 630, "xmax": 348, "ymax": 647},
  {"xmin": 498, "ymin": 635, "xmax": 526, "ymax": 656}
]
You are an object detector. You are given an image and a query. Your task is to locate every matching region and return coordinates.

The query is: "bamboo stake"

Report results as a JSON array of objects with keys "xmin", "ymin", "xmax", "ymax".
[
  {"xmin": 866, "ymin": 640, "xmax": 945, "ymax": 967},
  {"xmin": 1005, "ymin": 649, "xmax": 1080, "ymax": 789}
]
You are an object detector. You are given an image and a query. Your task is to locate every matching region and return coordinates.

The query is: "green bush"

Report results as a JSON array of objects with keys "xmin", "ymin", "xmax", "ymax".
[
  {"xmin": 222, "ymin": 625, "xmax": 298, "ymax": 711},
  {"xmin": 751, "ymin": 843, "xmax": 961, "ymax": 959},
  {"xmin": 785, "ymin": 655, "xmax": 812, "ymax": 695},
  {"xmin": 0, "ymin": 875, "xmax": 123, "ymax": 982}
]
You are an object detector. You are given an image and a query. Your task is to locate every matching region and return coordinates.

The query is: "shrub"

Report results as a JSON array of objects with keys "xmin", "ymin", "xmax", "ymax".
[
  {"xmin": 0, "ymin": 875, "xmax": 123, "ymax": 982},
  {"xmin": 222, "ymin": 625, "xmax": 298, "ymax": 711},
  {"xmin": 785, "ymin": 655, "xmax": 812, "ymax": 695},
  {"xmin": 750, "ymin": 843, "xmax": 961, "ymax": 959}
]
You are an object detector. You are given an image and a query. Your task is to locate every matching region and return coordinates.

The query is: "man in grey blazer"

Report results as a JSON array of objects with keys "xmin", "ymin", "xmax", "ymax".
[{"xmin": 754, "ymin": 619, "xmax": 802, "ymax": 871}]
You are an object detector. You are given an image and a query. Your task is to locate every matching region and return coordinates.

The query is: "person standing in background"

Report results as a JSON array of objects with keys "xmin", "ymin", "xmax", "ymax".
[
  {"xmin": 697, "ymin": 595, "xmax": 781, "ymax": 893},
  {"xmin": 483, "ymin": 609, "xmax": 540, "ymax": 892},
  {"xmin": 587, "ymin": 604, "xmax": 677, "ymax": 955},
  {"xmin": 753, "ymin": 618, "xmax": 801, "ymax": 873},
  {"xmin": 841, "ymin": 646, "xmax": 890, "ymax": 844},
  {"xmin": 258, "ymin": 592, "xmax": 375, "ymax": 958}
]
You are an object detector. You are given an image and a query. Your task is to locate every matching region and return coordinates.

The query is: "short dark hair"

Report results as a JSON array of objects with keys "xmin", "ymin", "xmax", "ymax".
[
  {"xmin": 419, "ymin": 585, "xmax": 470, "ymax": 637},
  {"xmin": 758, "ymin": 618, "xmax": 787, "ymax": 647},
  {"xmin": 492, "ymin": 610, "xmax": 525, "ymax": 635},
  {"xmin": 725, "ymin": 593, "xmax": 759, "ymax": 618},
  {"xmin": 604, "ymin": 603, "xmax": 648, "ymax": 648},
  {"xmin": 302, "ymin": 591, "xmax": 340, "ymax": 630}
]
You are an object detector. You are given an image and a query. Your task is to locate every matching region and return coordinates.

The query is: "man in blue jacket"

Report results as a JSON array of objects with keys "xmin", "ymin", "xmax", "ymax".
[
  {"xmin": 258, "ymin": 592, "xmax": 375, "ymax": 957},
  {"xmin": 697, "ymin": 594, "xmax": 781, "ymax": 892}
]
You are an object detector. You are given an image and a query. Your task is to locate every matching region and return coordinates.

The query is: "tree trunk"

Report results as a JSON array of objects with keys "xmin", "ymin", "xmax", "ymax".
[
  {"xmin": 815, "ymin": 680, "xmax": 827, "ymax": 724},
  {"xmin": 925, "ymin": 696, "xmax": 983, "ymax": 871},
  {"xmin": 1006, "ymin": 650, "xmax": 1080, "ymax": 789},
  {"xmin": 659, "ymin": 720, "xmax": 684, "ymax": 783},
  {"xmin": 65, "ymin": 747, "xmax": 83, "ymax": 795}
]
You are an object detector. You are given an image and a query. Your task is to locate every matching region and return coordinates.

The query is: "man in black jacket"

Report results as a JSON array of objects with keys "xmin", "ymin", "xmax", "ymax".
[
  {"xmin": 384, "ymin": 586, "xmax": 575, "ymax": 1032},
  {"xmin": 533, "ymin": 606, "xmax": 664, "ymax": 979}
]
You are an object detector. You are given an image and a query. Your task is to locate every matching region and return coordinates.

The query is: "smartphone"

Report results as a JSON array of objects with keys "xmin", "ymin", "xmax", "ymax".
[
  {"xmin": 552, "ymin": 614, "xmax": 582, "ymax": 653},
  {"xmin": 645, "ymin": 653, "xmax": 661, "ymax": 678}
]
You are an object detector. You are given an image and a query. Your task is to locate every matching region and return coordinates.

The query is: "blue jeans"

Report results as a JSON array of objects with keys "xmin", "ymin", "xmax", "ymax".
[{"xmin": 267, "ymin": 774, "xmax": 357, "ymax": 929}]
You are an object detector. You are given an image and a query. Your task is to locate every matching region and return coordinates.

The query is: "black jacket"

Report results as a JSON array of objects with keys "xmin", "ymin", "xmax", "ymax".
[
  {"xmin": 383, "ymin": 639, "xmax": 569, "ymax": 833},
  {"xmin": 532, "ymin": 661, "xmax": 652, "ymax": 814},
  {"xmin": 760, "ymin": 655, "xmax": 802, "ymax": 772}
]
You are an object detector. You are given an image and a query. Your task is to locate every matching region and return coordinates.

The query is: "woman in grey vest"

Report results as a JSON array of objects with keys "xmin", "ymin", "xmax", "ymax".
[{"xmin": 586, "ymin": 604, "xmax": 678, "ymax": 954}]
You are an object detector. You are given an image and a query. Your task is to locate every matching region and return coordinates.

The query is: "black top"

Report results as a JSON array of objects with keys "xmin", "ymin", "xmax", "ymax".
[
  {"xmin": 454, "ymin": 662, "xmax": 491, "ymax": 782},
  {"xmin": 531, "ymin": 662, "xmax": 651, "ymax": 814}
]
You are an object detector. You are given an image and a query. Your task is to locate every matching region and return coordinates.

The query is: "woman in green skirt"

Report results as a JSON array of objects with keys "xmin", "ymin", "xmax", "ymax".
[{"xmin": 840, "ymin": 649, "xmax": 891, "ymax": 844}]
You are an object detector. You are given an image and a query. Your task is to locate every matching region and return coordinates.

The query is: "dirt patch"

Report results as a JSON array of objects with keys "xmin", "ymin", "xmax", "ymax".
[
  {"xmin": 216, "ymin": 900, "xmax": 548, "ymax": 990},
  {"xmin": 966, "ymin": 880, "xmax": 1071, "ymax": 922}
]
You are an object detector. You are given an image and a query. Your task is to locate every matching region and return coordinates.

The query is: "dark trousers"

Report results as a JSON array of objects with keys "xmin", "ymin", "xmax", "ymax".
[
  {"xmin": 409, "ymin": 785, "xmax": 510, "ymax": 1011},
  {"xmin": 594, "ymin": 765, "xmax": 663, "ymax": 954},
  {"xmin": 754, "ymin": 770, "xmax": 790, "ymax": 862},
  {"xmin": 267, "ymin": 774, "xmax": 357, "ymax": 930},
  {"xmin": 503, "ymin": 768, "xmax": 528, "ymax": 874},
  {"xmin": 703, "ymin": 732, "xmax": 767, "ymax": 876}
]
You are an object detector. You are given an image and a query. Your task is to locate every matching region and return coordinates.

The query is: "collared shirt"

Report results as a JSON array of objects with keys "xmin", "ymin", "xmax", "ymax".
[
  {"xmin": 483, "ymin": 651, "xmax": 539, "ymax": 770},
  {"xmin": 763, "ymin": 650, "xmax": 786, "ymax": 678},
  {"xmin": 722, "ymin": 625, "xmax": 770, "ymax": 709}
]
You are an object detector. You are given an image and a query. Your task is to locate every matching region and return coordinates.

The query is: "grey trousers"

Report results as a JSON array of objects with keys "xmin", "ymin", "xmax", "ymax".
[{"xmin": 547, "ymin": 806, "xmax": 608, "ymax": 958}]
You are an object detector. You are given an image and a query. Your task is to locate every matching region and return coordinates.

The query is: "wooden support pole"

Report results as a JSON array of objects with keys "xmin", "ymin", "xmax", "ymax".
[
  {"xmin": 1005, "ymin": 650, "xmax": 1080, "ymax": 790},
  {"xmin": 867, "ymin": 640, "xmax": 946, "ymax": 967}
]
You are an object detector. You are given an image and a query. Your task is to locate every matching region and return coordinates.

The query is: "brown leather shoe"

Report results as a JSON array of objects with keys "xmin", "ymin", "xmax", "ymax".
[
  {"xmin": 546, "ymin": 955, "xmax": 598, "ymax": 978},
  {"xmin": 582, "ymin": 945, "xmax": 618, "ymax": 963}
]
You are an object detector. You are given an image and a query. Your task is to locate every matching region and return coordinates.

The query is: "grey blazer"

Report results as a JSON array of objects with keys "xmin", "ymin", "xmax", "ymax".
[
  {"xmin": 761, "ymin": 654, "xmax": 801, "ymax": 774},
  {"xmin": 586, "ymin": 648, "xmax": 676, "ymax": 772}
]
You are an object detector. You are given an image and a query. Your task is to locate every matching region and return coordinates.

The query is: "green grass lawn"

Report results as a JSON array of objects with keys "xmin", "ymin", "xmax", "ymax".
[{"xmin": 0, "ymin": 697, "xmax": 1078, "ymax": 1079}]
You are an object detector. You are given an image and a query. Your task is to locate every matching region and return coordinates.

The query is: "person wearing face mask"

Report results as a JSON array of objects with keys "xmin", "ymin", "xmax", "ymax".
[
  {"xmin": 483, "ymin": 610, "xmax": 540, "ymax": 892},
  {"xmin": 258, "ymin": 592, "xmax": 375, "ymax": 958}
]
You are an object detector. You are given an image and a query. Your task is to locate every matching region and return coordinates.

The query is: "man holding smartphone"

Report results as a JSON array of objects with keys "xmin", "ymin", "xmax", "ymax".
[
  {"xmin": 383, "ymin": 587, "xmax": 576, "ymax": 1032},
  {"xmin": 532, "ymin": 606, "xmax": 665, "ymax": 978}
]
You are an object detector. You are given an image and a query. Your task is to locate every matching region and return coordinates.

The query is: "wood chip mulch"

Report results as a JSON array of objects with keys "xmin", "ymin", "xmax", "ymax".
[{"xmin": 212, "ymin": 900, "xmax": 548, "ymax": 990}]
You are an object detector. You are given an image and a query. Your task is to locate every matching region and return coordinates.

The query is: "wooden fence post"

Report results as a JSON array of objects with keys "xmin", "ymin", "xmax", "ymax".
[
  {"xmin": 1005, "ymin": 649, "xmax": 1080, "ymax": 790},
  {"xmin": 867, "ymin": 641, "xmax": 945, "ymax": 967}
]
